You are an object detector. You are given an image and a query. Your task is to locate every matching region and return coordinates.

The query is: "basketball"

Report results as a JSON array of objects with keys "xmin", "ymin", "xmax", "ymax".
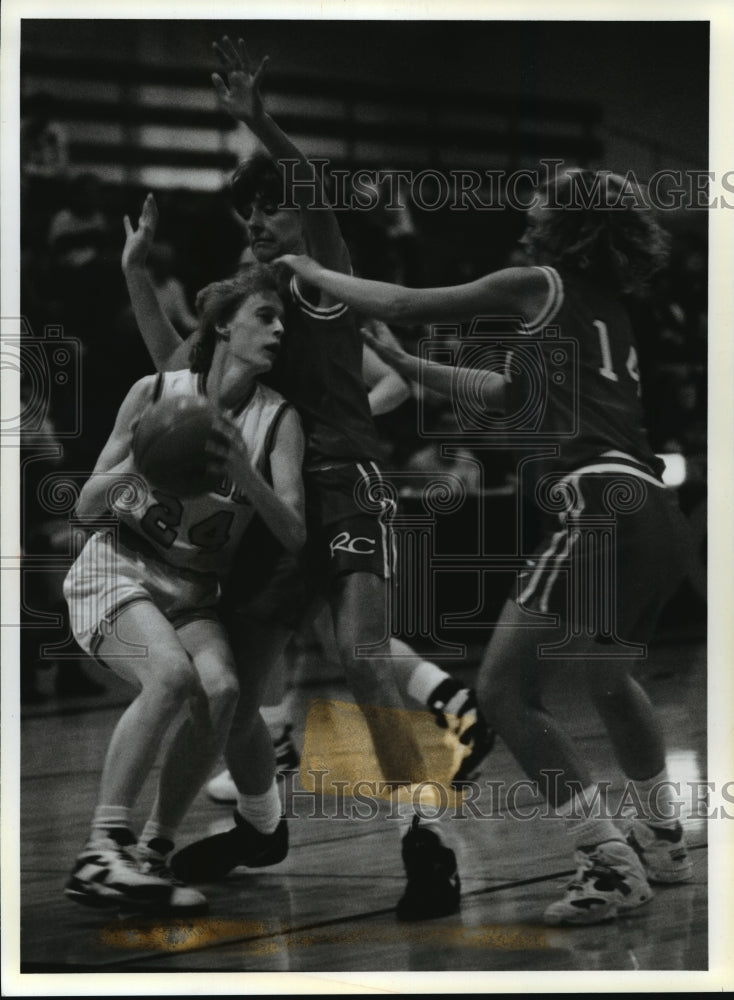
[{"xmin": 132, "ymin": 394, "xmax": 220, "ymax": 497}]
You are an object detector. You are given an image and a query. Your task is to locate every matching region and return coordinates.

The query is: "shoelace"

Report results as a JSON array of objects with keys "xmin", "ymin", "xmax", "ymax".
[
  {"xmin": 101, "ymin": 843, "xmax": 142, "ymax": 872},
  {"xmin": 139, "ymin": 855, "xmax": 184, "ymax": 886},
  {"xmin": 566, "ymin": 857, "xmax": 618, "ymax": 891}
]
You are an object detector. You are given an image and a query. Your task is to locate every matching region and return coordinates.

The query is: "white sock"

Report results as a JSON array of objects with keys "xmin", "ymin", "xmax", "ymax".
[
  {"xmin": 91, "ymin": 805, "xmax": 133, "ymax": 841},
  {"xmin": 237, "ymin": 779, "xmax": 282, "ymax": 835},
  {"xmin": 557, "ymin": 784, "xmax": 625, "ymax": 849},
  {"xmin": 406, "ymin": 660, "xmax": 449, "ymax": 706},
  {"xmin": 630, "ymin": 769, "xmax": 680, "ymax": 828}
]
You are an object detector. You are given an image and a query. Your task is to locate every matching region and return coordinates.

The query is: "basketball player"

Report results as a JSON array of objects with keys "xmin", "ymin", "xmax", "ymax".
[
  {"xmin": 132, "ymin": 37, "xmax": 491, "ymax": 920},
  {"xmin": 63, "ymin": 259, "xmax": 306, "ymax": 914},
  {"xmin": 204, "ymin": 327, "xmax": 490, "ymax": 804},
  {"xmin": 276, "ymin": 168, "xmax": 695, "ymax": 925}
]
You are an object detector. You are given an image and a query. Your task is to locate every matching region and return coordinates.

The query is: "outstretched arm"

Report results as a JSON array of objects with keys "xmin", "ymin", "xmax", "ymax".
[
  {"xmin": 212, "ymin": 36, "xmax": 350, "ymax": 280},
  {"xmin": 277, "ymin": 254, "xmax": 550, "ymax": 327},
  {"xmin": 361, "ymin": 324, "xmax": 505, "ymax": 413},
  {"xmin": 122, "ymin": 194, "xmax": 188, "ymax": 371}
]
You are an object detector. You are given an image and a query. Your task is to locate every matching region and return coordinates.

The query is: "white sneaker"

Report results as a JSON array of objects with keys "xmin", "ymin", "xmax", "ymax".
[
  {"xmin": 65, "ymin": 835, "xmax": 171, "ymax": 909},
  {"xmin": 544, "ymin": 839, "xmax": 653, "ymax": 926},
  {"xmin": 136, "ymin": 844, "xmax": 208, "ymax": 913},
  {"xmin": 625, "ymin": 820, "xmax": 693, "ymax": 883},
  {"xmin": 206, "ymin": 769, "xmax": 238, "ymax": 803},
  {"xmin": 207, "ymin": 728, "xmax": 300, "ymax": 802}
]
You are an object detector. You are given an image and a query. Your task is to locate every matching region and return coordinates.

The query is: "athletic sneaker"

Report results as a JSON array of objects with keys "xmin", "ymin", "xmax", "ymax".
[
  {"xmin": 543, "ymin": 839, "xmax": 653, "ymax": 926},
  {"xmin": 207, "ymin": 726, "xmax": 300, "ymax": 802},
  {"xmin": 65, "ymin": 835, "xmax": 172, "ymax": 909},
  {"xmin": 206, "ymin": 770, "xmax": 238, "ymax": 803},
  {"xmin": 625, "ymin": 820, "xmax": 693, "ymax": 883},
  {"xmin": 396, "ymin": 816, "xmax": 461, "ymax": 921},
  {"xmin": 427, "ymin": 679, "xmax": 496, "ymax": 786},
  {"xmin": 135, "ymin": 844, "xmax": 209, "ymax": 914},
  {"xmin": 170, "ymin": 812, "xmax": 288, "ymax": 883}
]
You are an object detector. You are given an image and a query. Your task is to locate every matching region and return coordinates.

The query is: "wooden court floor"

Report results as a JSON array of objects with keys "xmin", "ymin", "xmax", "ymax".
[{"xmin": 13, "ymin": 639, "xmax": 710, "ymax": 982}]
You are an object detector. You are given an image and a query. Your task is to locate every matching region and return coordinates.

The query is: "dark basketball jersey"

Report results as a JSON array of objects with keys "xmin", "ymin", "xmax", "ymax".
[
  {"xmin": 264, "ymin": 276, "xmax": 382, "ymax": 468},
  {"xmin": 506, "ymin": 265, "xmax": 661, "ymax": 481}
]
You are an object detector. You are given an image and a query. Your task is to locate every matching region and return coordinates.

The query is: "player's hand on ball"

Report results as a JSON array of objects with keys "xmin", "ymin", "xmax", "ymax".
[
  {"xmin": 212, "ymin": 35, "xmax": 269, "ymax": 124},
  {"xmin": 122, "ymin": 193, "xmax": 158, "ymax": 272}
]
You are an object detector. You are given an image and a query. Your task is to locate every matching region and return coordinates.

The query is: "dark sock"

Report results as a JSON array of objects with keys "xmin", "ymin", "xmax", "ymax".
[
  {"xmin": 147, "ymin": 836, "xmax": 175, "ymax": 855},
  {"xmin": 105, "ymin": 826, "xmax": 137, "ymax": 847}
]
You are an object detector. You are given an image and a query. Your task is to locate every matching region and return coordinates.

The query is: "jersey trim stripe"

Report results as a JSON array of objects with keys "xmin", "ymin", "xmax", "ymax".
[
  {"xmin": 356, "ymin": 461, "xmax": 394, "ymax": 578},
  {"xmin": 290, "ymin": 275, "xmax": 350, "ymax": 319},
  {"xmin": 560, "ymin": 462, "xmax": 665, "ymax": 490},
  {"xmin": 539, "ymin": 530, "xmax": 578, "ymax": 614},
  {"xmin": 89, "ymin": 594, "xmax": 152, "ymax": 657},
  {"xmin": 523, "ymin": 266, "xmax": 565, "ymax": 334},
  {"xmin": 152, "ymin": 371, "xmax": 164, "ymax": 402},
  {"xmin": 518, "ymin": 529, "xmax": 565, "ymax": 607}
]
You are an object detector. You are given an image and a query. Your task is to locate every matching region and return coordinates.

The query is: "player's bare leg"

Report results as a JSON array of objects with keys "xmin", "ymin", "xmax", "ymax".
[
  {"xmin": 94, "ymin": 603, "xmax": 203, "ymax": 809},
  {"xmin": 476, "ymin": 597, "xmax": 653, "ymax": 924},
  {"xmin": 65, "ymin": 602, "xmax": 208, "ymax": 911},
  {"xmin": 586, "ymin": 658, "xmax": 692, "ymax": 884},
  {"xmin": 143, "ymin": 619, "xmax": 239, "ymax": 835},
  {"xmin": 329, "ymin": 570, "xmax": 428, "ymax": 785},
  {"xmin": 476, "ymin": 598, "xmax": 591, "ymax": 804},
  {"xmin": 170, "ymin": 620, "xmax": 291, "ymax": 883},
  {"xmin": 330, "ymin": 570, "xmax": 461, "ymax": 920}
]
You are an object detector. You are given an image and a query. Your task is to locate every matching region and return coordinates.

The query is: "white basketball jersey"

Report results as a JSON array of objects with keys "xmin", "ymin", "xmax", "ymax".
[{"xmin": 116, "ymin": 370, "xmax": 292, "ymax": 577}]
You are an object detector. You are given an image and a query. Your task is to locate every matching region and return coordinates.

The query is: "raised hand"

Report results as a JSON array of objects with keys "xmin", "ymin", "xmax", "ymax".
[
  {"xmin": 122, "ymin": 193, "xmax": 158, "ymax": 272},
  {"xmin": 211, "ymin": 35, "xmax": 269, "ymax": 125}
]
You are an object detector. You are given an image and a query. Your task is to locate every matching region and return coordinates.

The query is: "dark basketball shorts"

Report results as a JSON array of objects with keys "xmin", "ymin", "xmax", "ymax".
[
  {"xmin": 220, "ymin": 462, "xmax": 396, "ymax": 632},
  {"xmin": 303, "ymin": 461, "xmax": 397, "ymax": 584},
  {"xmin": 516, "ymin": 460, "xmax": 694, "ymax": 646}
]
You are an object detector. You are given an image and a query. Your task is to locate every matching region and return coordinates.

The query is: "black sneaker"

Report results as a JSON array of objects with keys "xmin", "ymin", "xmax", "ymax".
[
  {"xmin": 170, "ymin": 812, "xmax": 288, "ymax": 883},
  {"xmin": 396, "ymin": 816, "xmax": 461, "ymax": 921}
]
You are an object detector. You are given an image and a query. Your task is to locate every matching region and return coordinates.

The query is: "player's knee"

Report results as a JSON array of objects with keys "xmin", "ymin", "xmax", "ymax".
[
  {"xmin": 146, "ymin": 651, "xmax": 199, "ymax": 705},
  {"xmin": 203, "ymin": 670, "xmax": 240, "ymax": 717}
]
